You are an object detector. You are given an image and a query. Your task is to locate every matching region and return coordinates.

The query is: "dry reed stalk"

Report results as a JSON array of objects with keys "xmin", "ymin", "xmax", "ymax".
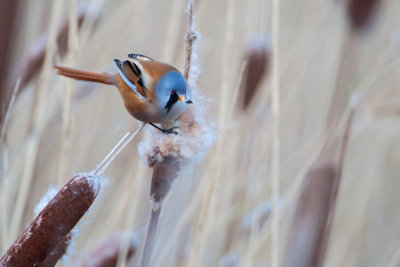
[
  {"xmin": 231, "ymin": 61, "xmax": 248, "ymax": 115},
  {"xmin": 0, "ymin": 174, "xmax": 100, "ymax": 266},
  {"xmin": 1, "ymin": 78, "xmax": 19, "ymax": 247},
  {"xmin": 0, "ymin": 79, "xmax": 20, "ymax": 145},
  {"xmin": 162, "ymin": 0, "xmax": 184, "ymax": 63},
  {"xmin": 271, "ymin": 0, "xmax": 281, "ymax": 265},
  {"xmin": 94, "ymin": 126, "xmax": 145, "ymax": 176},
  {"xmin": 325, "ymin": 36, "xmax": 359, "ymax": 137},
  {"xmin": 241, "ymin": 38, "xmax": 270, "ymax": 110},
  {"xmin": 282, "ymin": 161, "xmax": 338, "ymax": 267},
  {"xmin": 101, "ymin": 160, "xmax": 142, "ymax": 234},
  {"xmin": 75, "ymin": 232, "xmax": 138, "ymax": 267},
  {"xmin": 58, "ymin": 0, "xmax": 79, "ymax": 187},
  {"xmin": 115, "ymin": 163, "xmax": 147, "ymax": 267},
  {"xmin": 388, "ymin": 244, "xmax": 400, "ymax": 267}
]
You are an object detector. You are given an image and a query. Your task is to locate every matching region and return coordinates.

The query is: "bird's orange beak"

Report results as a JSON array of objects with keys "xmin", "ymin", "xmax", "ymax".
[{"xmin": 179, "ymin": 95, "xmax": 185, "ymax": 102}]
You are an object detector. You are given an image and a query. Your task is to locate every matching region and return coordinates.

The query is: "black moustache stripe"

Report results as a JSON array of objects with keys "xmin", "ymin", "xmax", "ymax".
[{"xmin": 165, "ymin": 93, "xmax": 179, "ymax": 113}]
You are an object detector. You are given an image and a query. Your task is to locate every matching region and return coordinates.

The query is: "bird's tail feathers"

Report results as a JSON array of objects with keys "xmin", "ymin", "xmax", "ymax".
[{"xmin": 55, "ymin": 66, "xmax": 117, "ymax": 85}]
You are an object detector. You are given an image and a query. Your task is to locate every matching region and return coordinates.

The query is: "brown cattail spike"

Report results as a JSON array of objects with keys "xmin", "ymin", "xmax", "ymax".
[
  {"xmin": 347, "ymin": 0, "xmax": 380, "ymax": 31},
  {"xmin": 242, "ymin": 36, "xmax": 270, "ymax": 110},
  {"xmin": 0, "ymin": 174, "xmax": 99, "ymax": 266},
  {"xmin": 150, "ymin": 156, "xmax": 180, "ymax": 203},
  {"xmin": 283, "ymin": 161, "xmax": 338, "ymax": 267}
]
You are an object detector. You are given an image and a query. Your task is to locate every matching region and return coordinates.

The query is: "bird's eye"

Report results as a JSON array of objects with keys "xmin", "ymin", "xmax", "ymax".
[{"xmin": 170, "ymin": 91, "xmax": 177, "ymax": 95}]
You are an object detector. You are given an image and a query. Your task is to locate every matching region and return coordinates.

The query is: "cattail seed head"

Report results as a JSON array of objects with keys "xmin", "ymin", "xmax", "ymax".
[
  {"xmin": 150, "ymin": 156, "xmax": 180, "ymax": 203},
  {"xmin": 241, "ymin": 36, "xmax": 270, "ymax": 110},
  {"xmin": 0, "ymin": 174, "xmax": 99, "ymax": 266},
  {"xmin": 283, "ymin": 160, "xmax": 338, "ymax": 267},
  {"xmin": 347, "ymin": 0, "xmax": 380, "ymax": 31}
]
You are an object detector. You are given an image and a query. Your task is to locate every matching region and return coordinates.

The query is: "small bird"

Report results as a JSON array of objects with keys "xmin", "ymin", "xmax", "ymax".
[{"xmin": 55, "ymin": 53, "xmax": 192, "ymax": 134}]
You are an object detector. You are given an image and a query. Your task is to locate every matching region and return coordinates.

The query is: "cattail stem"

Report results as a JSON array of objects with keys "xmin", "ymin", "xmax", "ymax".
[
  {"xmin": 184, "ymin": 0, "xmax": 196, "ymax": 80},
  {"xmin": 94, "ymin": 124, "xmax": 145, "ymax": 176},
  {"xmin": 140, "ymin": 204, "xmax": 161, "ymax": 267},
  {"xmin": 94, "ymin": 132, "xmax": 131, "ymax": 175}
]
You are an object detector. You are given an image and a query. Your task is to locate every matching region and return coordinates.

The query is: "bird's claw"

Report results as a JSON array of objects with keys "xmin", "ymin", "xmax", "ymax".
[
  {"xmin": 162, "ymin": 126, "xmax": 180, "ymax": 135},
  {"xmin": 148, "ymin": 123, "xmax": 180, "ymax": 135}
]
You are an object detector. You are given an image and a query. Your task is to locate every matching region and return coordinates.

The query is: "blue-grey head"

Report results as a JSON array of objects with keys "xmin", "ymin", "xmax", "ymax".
[{"xmin": 155, "ymin": 71, "xmax": 192, "ymax": 120}]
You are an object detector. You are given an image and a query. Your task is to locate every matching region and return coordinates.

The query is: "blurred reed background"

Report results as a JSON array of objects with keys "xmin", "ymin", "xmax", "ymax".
[{"xmin": 1, "ymin": 0, "xmax": 400, "ymax": 266}]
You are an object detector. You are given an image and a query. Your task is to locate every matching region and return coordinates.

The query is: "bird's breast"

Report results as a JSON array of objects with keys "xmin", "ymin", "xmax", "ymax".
[{"xmin": 116, "ymin": 80, "xmax": 164, "ymax": 123}]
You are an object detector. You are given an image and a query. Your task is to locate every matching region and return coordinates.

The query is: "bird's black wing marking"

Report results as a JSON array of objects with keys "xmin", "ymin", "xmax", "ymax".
[
  {"xmin": 126, "ymin": 60, "xmax": 141, "ymax": 76},
  {"xmin": 128, "ymin": 53, "xmax": 154, "ymax": 61},
  {"xmin": 113, "ymin": 59, "xmax": 147, "ymax": 99},
  {"xmin": 125, "ymin": 60, "xmax": 145, "ymax": 88}
]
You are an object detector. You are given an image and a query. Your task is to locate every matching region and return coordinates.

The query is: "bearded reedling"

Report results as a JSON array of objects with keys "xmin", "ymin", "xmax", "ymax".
[{"xmin": 56, "ymin": 53, "xmax": 192, "ymax": 134}]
